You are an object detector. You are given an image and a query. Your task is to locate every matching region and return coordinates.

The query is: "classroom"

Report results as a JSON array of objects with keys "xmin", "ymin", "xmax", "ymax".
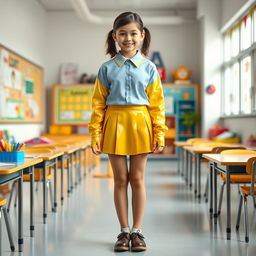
[{"xmin": 0, "ymin": 0, "xmax": 256, "ymax": 255}]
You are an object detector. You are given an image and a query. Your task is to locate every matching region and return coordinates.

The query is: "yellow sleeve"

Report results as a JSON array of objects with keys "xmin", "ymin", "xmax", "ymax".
[
  {"xmin": 145, "ymin": 77, "xmax": 168, "ymax": 146},
  {"xmin": 88, "ymin": 78, "xmax": 109, "ymax": 147}
]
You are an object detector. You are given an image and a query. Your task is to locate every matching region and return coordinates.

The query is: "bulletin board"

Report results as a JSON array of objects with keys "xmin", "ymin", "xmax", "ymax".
[
  {"xmin": 0, "ymin": 44, "xmax": 43, "ymax": 123},
  {"xmin": 52, "ymin": 83, "xmax": 95, "ymax": 125}
]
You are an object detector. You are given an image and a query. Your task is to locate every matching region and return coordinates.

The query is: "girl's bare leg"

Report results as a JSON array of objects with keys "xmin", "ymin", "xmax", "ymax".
[
  {"xmin": 129, "ymin": 153, "xmax": 148, "ymax": 229},
  {"xmin": 108, "ymin": 154, "xmax": 129, "ymax": 228}
]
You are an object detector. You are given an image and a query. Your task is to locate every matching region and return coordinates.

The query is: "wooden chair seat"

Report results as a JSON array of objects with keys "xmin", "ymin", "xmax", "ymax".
[
  {"xmin": 240, "ymin": 186, "xmax": 256, "ymax": 195},
  {"xmin": 0, "ymin": 198, "xmax": 7, "ymax": 207},
  {"xmin": 220, "ymin": 173, "xmax": 256, "ymax": 183}
]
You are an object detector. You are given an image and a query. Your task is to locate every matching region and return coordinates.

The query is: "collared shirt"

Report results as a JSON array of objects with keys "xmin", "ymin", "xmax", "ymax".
[{"xmin": 97, "ymin": 51, "xmax": 160, "ymax": 105}]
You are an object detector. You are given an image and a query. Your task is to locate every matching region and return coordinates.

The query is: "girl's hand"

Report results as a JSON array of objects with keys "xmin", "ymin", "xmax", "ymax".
[
  {"xmin": 152, "ymin": 143, "xmax": 164, "ymax": 153},
  {"xmin": 91, "ymin": 142, "xmax": 101, "ymax": 155}
]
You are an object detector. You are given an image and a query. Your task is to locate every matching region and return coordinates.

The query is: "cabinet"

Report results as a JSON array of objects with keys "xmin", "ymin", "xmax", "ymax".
[{"xmin": 156, "ymin": 83, "xmax": 200, "ymax": 157}]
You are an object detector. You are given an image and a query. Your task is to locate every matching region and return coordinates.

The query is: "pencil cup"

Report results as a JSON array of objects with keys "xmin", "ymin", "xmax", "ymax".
[{"xmin": 0, "ymin": 151, "xmax": 25, "ymax": 162}]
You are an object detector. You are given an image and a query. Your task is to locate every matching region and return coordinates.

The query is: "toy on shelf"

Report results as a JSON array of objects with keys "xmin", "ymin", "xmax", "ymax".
[
  {"xmin": 171, "ymin": 66, "xmax": 191, "ymax": 84},
  {"xmin": 245, "ymin": 135, "xmax": 256, "ymax": 147}
]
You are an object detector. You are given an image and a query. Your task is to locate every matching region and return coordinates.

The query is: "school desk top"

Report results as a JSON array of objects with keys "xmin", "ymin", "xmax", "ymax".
[
  {"xmin": 202, "ymin": 154, "xmax": 256, "ymax": 166},
  {"xmin": 0, "ymin": 158, "xmax": 43, "ymax": 174}
]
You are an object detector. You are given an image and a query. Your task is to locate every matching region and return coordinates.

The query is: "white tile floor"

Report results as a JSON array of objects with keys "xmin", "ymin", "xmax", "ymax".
[{"xmin": 2, "ymin": 159, "xmax": 256, "ymax": 256}]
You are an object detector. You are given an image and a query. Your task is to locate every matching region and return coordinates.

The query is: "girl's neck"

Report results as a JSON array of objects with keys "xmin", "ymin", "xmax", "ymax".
[{"xmin": 120, "ymin": 50, "xmax": 137, "ymax": 59}]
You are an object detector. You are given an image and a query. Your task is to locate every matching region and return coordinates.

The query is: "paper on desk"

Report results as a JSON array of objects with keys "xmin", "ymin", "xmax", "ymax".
[
  {"xmin": 0, "ymin": 162, "xmax": 16, "ymax": 166},
  {"xmin": 25, "ymin": 155, "xmax": 38, "ymax": 158}
]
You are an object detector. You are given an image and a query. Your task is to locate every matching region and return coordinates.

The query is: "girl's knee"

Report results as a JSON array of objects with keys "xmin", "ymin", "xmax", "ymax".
[
  {"xmin": 129, "ymin": 176, "xmax": 144, "ymax": 189},
  {"xmin": 114, "ymin": 177, "xmax": 129, "ymax": 188}
]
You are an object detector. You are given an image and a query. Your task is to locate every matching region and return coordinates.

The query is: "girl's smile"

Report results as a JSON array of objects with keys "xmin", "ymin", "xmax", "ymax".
[{"xmin": 112, "ymin": 22, "xmax": 144, "ymax": 58}]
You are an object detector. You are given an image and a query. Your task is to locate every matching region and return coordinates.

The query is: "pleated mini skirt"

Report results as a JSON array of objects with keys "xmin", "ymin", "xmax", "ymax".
[{"xmin": 101, "ymin": 105, "xmax": 153, "ymax": 155}]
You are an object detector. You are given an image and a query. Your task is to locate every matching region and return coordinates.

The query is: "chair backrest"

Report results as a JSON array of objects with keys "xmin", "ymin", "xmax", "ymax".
[
  {"xmin": 25, "ymin": 148, "xmax": 53, "ymax": 153},
  {"xmin": 213, "ymin": 146, "xmax": 246, "ymax": 153},
  {"xmin": 187, "ymin": 138, "xmax": 209, "ymax": 146},
  {"xmin": 220, "ymin": 149, "xmax": 256, "ymax": 155},
  {"xmin": 245, "ymin": 157, "xmax": 256, "ymax": 195},
  {"xmin": 31, "ymin": 144, "xmax": 58, "ymax": 150}
]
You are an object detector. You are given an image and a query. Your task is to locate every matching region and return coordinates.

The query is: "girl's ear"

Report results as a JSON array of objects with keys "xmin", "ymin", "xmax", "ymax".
[
  {"xmin": 112, "ymin": 32, "xmax": 117, "ymax": 42},
  {"xmin": 141, "ymin": 31, "xmax": 145, "ymax": 40}
]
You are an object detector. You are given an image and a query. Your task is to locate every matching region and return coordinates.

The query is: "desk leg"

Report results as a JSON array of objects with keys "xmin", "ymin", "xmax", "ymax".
[
  {"xmin": 181, "ymin": 148, "xmax": 184, "ymax": 177},
  {"xmin": 209, "ymin": 162, "xmax": 213, "ymax": 217},
  {"xmin": 18, "ymin": 172, "xmax": 23, "ymax": 252},
  {"xmin": 213, "ymin": 163, "xmax": 218, "ymax": 224},
  {"xmin": 197, "ymin": 154, "xmax": 201, "ymax": 200},
  {"xmin": 226, "ymin": 169, "xmax": 231, "ymax": 240},
  {"xmin": 43, "ymin": 163, "xmax": 47, "ymax": 224},
  {"xmin": 194, "ymin": 154, "xmax": 198, "ymax": 196},
  {"xmin": 177, "ymin": 147, "xmax": 180, "ymax": 174},
  {"xmin": 30, "ymin": 166, "xmax": 35, "ymax": 237},
  {"xmin": 185, "ymin": 151, "xmax": 189, "ymax": 184},
  {"xmin": 70, "ymin": 153, "xmax": 74, "ymax": 191},
  {"xmin": 84, "ymin": 148, "xmax": 87, "ymax": 177},
  {"xmin": 54, "ymin": 159, "xmax": 57, "ymax": 212},
  {"xmin": 67, "ymin": 156, "xmax": 71, "ymax": 195},
  {"xmin": 61, "ymin": 156, "xmax": 64, "ymax": 204},
  {"xmin": 189, "ymin": 153, "xmax": 193, "ymax": 189},
  {"xmin": 79, "ymin": 150, "xmax": 82, "ymax": 182}
]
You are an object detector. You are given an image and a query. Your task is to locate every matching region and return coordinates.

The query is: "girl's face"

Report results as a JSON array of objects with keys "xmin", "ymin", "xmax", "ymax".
[{"xmin": 112, "ymin": 22, "xmax": 145, "ymax": 58}]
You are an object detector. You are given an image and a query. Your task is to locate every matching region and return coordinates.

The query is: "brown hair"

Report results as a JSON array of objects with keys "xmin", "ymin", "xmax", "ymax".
[{"xmin": 106, "ymin": 12, "xmax": 151, "ymax": 58}]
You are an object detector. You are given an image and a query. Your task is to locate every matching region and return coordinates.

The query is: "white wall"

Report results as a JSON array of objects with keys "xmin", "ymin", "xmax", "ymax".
[
  {"xmin": 45, "ymin": 12, "xmax": 200, "ymax": 128},
  {"xmin": 0, "ymin": 0, "xmax": 47, "ymax": 141},
  {"xmin": 197, "ymin": 0, "xmax": 222, "ymax": 137}
]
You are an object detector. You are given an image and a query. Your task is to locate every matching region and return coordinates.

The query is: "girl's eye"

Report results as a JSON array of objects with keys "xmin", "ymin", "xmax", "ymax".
[
  {"xmin": 132, "ymin": 33, "xmax": 138, "ymax": 36},
  {"xmin": 119, "ymin": 32, "xmax": 126, "ymax": 36}
]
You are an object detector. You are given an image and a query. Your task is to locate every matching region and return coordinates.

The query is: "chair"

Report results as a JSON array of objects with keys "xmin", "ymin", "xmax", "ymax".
[
  {"xmin": 236, "ymin": 157, "xmax": 256, "ymax": 243},
  {"xmin": 8, "ymin": 148, "xmax": 55, "ymax": 212},
  {"xmin": 0, "ymin": 197, "xmax": 15, "ymax": 253},
  {"xmin": 217, "ymin": 150, "xmax": 256, "ymax": 216}
]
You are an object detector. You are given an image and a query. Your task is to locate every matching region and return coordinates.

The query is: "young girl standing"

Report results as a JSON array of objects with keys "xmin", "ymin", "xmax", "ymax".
[{"xmin": 89, "ymin": 12, "xmax": 167, "ymax": 252}]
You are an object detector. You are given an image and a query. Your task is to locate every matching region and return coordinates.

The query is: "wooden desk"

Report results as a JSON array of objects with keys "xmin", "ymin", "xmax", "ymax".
[
  {"xmin": 25, "ymin": 151, "xmax": 63, "ymax": 224},
  {"xmin": 174, "ymin": 141, "xmax": 192, "ymax": 176},
  {"xmin": 0, "ymin": 158, "xmax": 43, "ymax": 251},
  {"xmin": 202, "ymin": 153, "xmax": 256, "ymax": 240}
]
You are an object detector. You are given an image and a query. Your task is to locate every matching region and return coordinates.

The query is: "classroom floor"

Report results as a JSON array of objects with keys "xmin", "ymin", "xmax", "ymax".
[{"xmin": 2, "ymin": 159, "xmax": 256, "ymax": 256}]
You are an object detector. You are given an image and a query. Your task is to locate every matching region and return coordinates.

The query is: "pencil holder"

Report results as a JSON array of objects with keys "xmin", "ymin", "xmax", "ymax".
[{"xmin": 0, "ymin": 151, "xmax": 24, "ymax": 162}]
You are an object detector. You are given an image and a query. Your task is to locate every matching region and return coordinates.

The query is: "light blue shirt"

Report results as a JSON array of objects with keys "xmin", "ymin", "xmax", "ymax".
[{"xmin": 97, "ymin": 51, "xmax": 160, "ymax": 105}]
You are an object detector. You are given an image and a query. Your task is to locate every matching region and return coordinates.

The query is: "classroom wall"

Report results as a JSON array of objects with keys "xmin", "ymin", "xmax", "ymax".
[
  {"xmin": 0, "ymin": 0, "xmax": 47, "ymax": 141},
  {"xmin": 197, "ymin": 0, "xmax": 222, "ymax": 138},
  {"xmin": 44, "ymin": 12, "xmax": 200, "ymax": 128}
]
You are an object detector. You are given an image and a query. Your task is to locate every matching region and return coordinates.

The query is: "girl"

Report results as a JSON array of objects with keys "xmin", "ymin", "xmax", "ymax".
[{"xmin": 89, "ymin": 12, "xmax": 167, "ymax": 252}]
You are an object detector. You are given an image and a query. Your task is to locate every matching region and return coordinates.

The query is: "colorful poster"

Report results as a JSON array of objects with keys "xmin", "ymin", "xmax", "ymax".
[{"xmin": 54, "ymin": 84, "xmax": 94, "ymax": 124}]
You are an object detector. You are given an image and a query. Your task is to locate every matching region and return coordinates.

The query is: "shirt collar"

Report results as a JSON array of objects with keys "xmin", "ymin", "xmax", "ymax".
[{"xmin": 113, "ymin": 51, "xmax": 144, "ymax": 68}]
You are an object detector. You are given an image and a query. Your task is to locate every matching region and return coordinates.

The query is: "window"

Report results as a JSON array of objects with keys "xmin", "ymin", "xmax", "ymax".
[
  {"xmin": 224, "ymin": 68, "xmax": 231, "ymax": 115},
  {"xmin": 241, "ymin": 56, "xmax": 252, "ymax": 114},
  {"xmin": 231, "ymin": 62, "xmax": 240, "ymax": 114},
  {"xmin": 222, "ymin": 6, "xmax": 255, "ymax": 117},
  {"xmin": 224, "ymin": 33, "xmax": 231, "ymax": 62},
  {"xmin": 231, "ymin": 25, "xmax": 239, "ymax": 57},
  {"xmin": 241, "ymin": 15, "xmax": 252, "ymax": 50}
]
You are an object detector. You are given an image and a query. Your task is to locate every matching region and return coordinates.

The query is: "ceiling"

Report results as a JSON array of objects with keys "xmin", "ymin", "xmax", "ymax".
[
  {"xmin": 36, "ymin": 0, "xmax": 197, "ymax": 24},
  {"xmin": 37, "ymin": 0, "xmax": 197, "ymax": 12}
]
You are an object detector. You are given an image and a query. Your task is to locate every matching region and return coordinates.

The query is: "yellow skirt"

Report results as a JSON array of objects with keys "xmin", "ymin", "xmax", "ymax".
[{"xmin": 101, "ymin": 105, "xmax": 153, "ymax": 155}]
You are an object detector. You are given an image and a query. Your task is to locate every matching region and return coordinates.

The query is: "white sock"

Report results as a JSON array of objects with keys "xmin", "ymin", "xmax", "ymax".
[
  {"xmin": 131, "ymin": 228, "xmax": 141, "ymax": 233},
  {"xmin": 121, "ymin": 227, "xmax": 130, "ymax": 233}
]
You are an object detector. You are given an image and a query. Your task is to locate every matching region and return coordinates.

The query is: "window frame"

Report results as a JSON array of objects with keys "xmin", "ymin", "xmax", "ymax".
[{"xmin": 221, "ymin": 6, "xmax": 256, "ymax": 118}]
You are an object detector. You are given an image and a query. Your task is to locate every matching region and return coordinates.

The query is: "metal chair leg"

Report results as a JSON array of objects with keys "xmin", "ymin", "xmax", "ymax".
[
  {"xmin": 218, "ymin": 182, "xmax": 225, "ymax": 216},
  {"xmin": 2, "ymin": 206, "xmax": 15, "ymax": 251},
  {"xmin": 236, "ymin": 194, "xmax": 243, "ymax": 230},
  {"xmin": 243, "ymin": 195, "xmax": 249, "ymax": 243}
]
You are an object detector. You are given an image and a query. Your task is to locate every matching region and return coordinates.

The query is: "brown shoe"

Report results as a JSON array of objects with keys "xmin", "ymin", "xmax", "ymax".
[
  {"xmin": 130, "ymin": 232, "xmax": 147, "ymax": 251},
  {"xmin": 114, "ymin": 232, "xmax": 130, "ymax": 252}
]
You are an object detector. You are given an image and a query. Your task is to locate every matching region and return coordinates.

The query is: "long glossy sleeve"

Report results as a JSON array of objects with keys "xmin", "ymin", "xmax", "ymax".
[
  {"xmin": 146, "ymin": 77, "xmax": 168, "ymax": 146},
  {"xmin": 88, "ymin": 77, "xmax": 109, "ymax": 147}
]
